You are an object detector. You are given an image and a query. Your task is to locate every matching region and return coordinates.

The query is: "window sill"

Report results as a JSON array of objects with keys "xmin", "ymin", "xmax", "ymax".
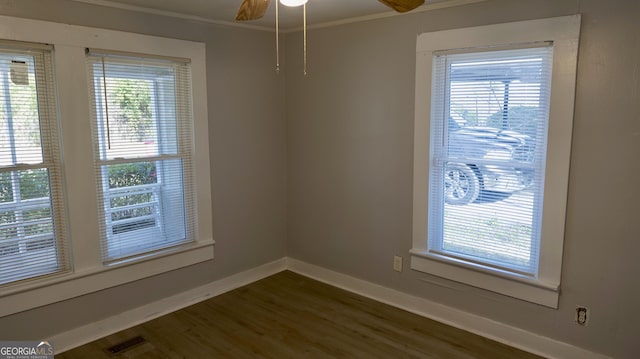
[
  {"xmin": 410, "ymin": 250, "xmax": 559, "ymax": 308},
  {"xmin": 0, "ymin": 239, "xmax": 214, "ymax": 317}
]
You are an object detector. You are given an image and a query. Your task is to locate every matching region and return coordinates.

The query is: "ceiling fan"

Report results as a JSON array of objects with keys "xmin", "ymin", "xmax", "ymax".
[
  {"xmin": 235, "ymin": 0, "xmax": 426, "ymax": 21},
  {"xmin": 234, "ymin": 0, "xmax": 425, "ymax": 75}
]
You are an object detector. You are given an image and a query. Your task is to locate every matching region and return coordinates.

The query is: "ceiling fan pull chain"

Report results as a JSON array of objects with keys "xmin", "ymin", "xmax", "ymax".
[
  {"xmin": 303, "ymin": 2, "xmax": 307, "ymax": 76},
  {"xmin": 275, "ymin": 0, "xmax": 280, "ymax": 74}
]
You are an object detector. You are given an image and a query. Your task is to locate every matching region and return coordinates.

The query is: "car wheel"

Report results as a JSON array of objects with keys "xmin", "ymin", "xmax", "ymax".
[{"xmin": 444, "ymin": 163, "xmax": 480, "ymax": 205}]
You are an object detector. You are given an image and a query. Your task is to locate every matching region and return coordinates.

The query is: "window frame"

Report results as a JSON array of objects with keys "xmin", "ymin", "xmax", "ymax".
[
  {"xmin": 0, "ymin": 15, "xmax": 213, "ymax": 317},
  {"xmin": 411, "ymin": 15, "xmax": 581, "ymax": 308}
]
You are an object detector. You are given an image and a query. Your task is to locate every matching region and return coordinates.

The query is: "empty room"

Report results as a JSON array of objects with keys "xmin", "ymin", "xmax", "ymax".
[{"xmin": 0, "ymin": 0, "xmax": 637, "ymax": 358}]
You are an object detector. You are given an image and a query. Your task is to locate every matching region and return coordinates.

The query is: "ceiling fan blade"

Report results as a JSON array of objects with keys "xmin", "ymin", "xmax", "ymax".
[
  {"xmin": 378, "ymin": 0, "xmax": 425, "ymax": 13},
  {"xmin": 235, "ymin": 0, "xmax": 271, "ymax": 21}
]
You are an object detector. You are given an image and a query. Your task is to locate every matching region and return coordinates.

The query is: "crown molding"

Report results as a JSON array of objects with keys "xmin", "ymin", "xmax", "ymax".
[{"xmin": 68, "ymin": 0, "xmax": 486, "ymax": 33}]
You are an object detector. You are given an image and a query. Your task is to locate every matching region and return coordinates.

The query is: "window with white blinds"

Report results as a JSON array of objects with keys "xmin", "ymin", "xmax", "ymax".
[
  {"xmin": 0, "ymin": 17, "xmax": 212, "ymax": 316},
  {"xmin": 411, "ymin": 16, "xmax": 580, "ymax": 307},
  {"xmin": 0, "ymin": 43, "xmax": 68, "ymax": 285},
  {"xmin": 428, "ymin": 46, "xmax": 553, "ymax": 276},
  {"xmin": 87, "ymin": 51, "xmax": 195, "ymax": 262}
]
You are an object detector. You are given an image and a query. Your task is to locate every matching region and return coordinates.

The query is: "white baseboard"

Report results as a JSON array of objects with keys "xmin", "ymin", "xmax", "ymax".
[
  {"xmin": 286, "ymin": 258, "xmax": 610, "ymax": 359},
  {"xmin": 52, "ymin": 257, "xmax": 287, "ymax": 353},
  {"xmin": 53, "ymin": 257, "xmax": 609, "ymax": 359}
]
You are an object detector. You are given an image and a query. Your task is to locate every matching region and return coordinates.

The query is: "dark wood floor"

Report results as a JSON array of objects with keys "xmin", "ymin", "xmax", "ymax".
[{"xmin": 58, "ymin": 271, "xmax": 541, "ymax": 358}]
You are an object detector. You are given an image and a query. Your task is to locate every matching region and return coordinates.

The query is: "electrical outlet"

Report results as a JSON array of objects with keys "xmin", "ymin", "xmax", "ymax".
[
  {"xmin": 393, "ymin": 255, "xmax": 403, "ymax": 272},
  {"xmin": 575, "ymin": 306, "xmax": 589, "ymax": 326}
]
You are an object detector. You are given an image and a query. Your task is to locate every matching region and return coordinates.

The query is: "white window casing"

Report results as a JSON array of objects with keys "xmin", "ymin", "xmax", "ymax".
[
  {"xmin": 0, "ymin": 16, "xmax": 213, "ymax": 317},
  {"xmin": 411, "ymin": 15, "xmax": 580, "ymax": 308}
]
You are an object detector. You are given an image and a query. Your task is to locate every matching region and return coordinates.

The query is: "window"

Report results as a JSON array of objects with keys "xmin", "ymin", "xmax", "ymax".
[
  {"xmin": 0, "ymin": 42, "xmax": 68, "ymax": 285},
  {"xmin": 0, "ymin": 16, "xmax": 213, "ymax": 317},
  {"xmin": 87, "ymin": 52, "xmax": 195, "ymax": 262},
  {"xmin": 411, "ymin": 16, "xmax": 580, "ymax": 308},
  {"xmin": 430, "ymin": 46, "xmax": 552, "ymax": 276}
]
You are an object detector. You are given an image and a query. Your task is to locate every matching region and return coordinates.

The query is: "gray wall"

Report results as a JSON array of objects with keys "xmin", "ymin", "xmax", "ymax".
[
  {"xmin": 0, "ymin": 0, "xmax": 638, "ymax": 358},
  {"xmin": 0, "ymin": 0, "xmax": 287, "ymax": 339},
  {"xmin": 286, "ymin": 0, "xmax": 639, "ymax": 358}
]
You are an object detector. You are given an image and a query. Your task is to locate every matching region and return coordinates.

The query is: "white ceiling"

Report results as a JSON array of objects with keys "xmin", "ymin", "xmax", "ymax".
[{"xmin": 70, "ymin": 0, "xmax": 473, "ymax": 30}]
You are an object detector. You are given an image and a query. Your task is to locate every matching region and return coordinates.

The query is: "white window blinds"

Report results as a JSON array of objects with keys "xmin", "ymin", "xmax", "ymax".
[
  {"xmin": 87, "ymin": 50, "xmax": 195, "ymax": 262},
  {"xmin": 0, "ymin": 43, "xmax": 69, "ymax": 285},
  {"xmin": 428, "ymin": 45, "xmax": 553, "ymax": 275}
]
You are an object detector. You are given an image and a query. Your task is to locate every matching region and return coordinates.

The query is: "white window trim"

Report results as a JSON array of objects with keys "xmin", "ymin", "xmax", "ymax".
[
  {"xmin": 0, "ymin": 15, "xmax": 213, "ymax": 317},
  {"xmin": 411, "ymin": 15, "xmax": 580, "ymax": 308}
]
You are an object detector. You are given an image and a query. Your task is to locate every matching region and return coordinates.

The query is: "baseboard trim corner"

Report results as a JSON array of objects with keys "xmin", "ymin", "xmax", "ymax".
[{"xmin": 53, "ymin": 257, "xmax": 609, "ymax": 359}]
